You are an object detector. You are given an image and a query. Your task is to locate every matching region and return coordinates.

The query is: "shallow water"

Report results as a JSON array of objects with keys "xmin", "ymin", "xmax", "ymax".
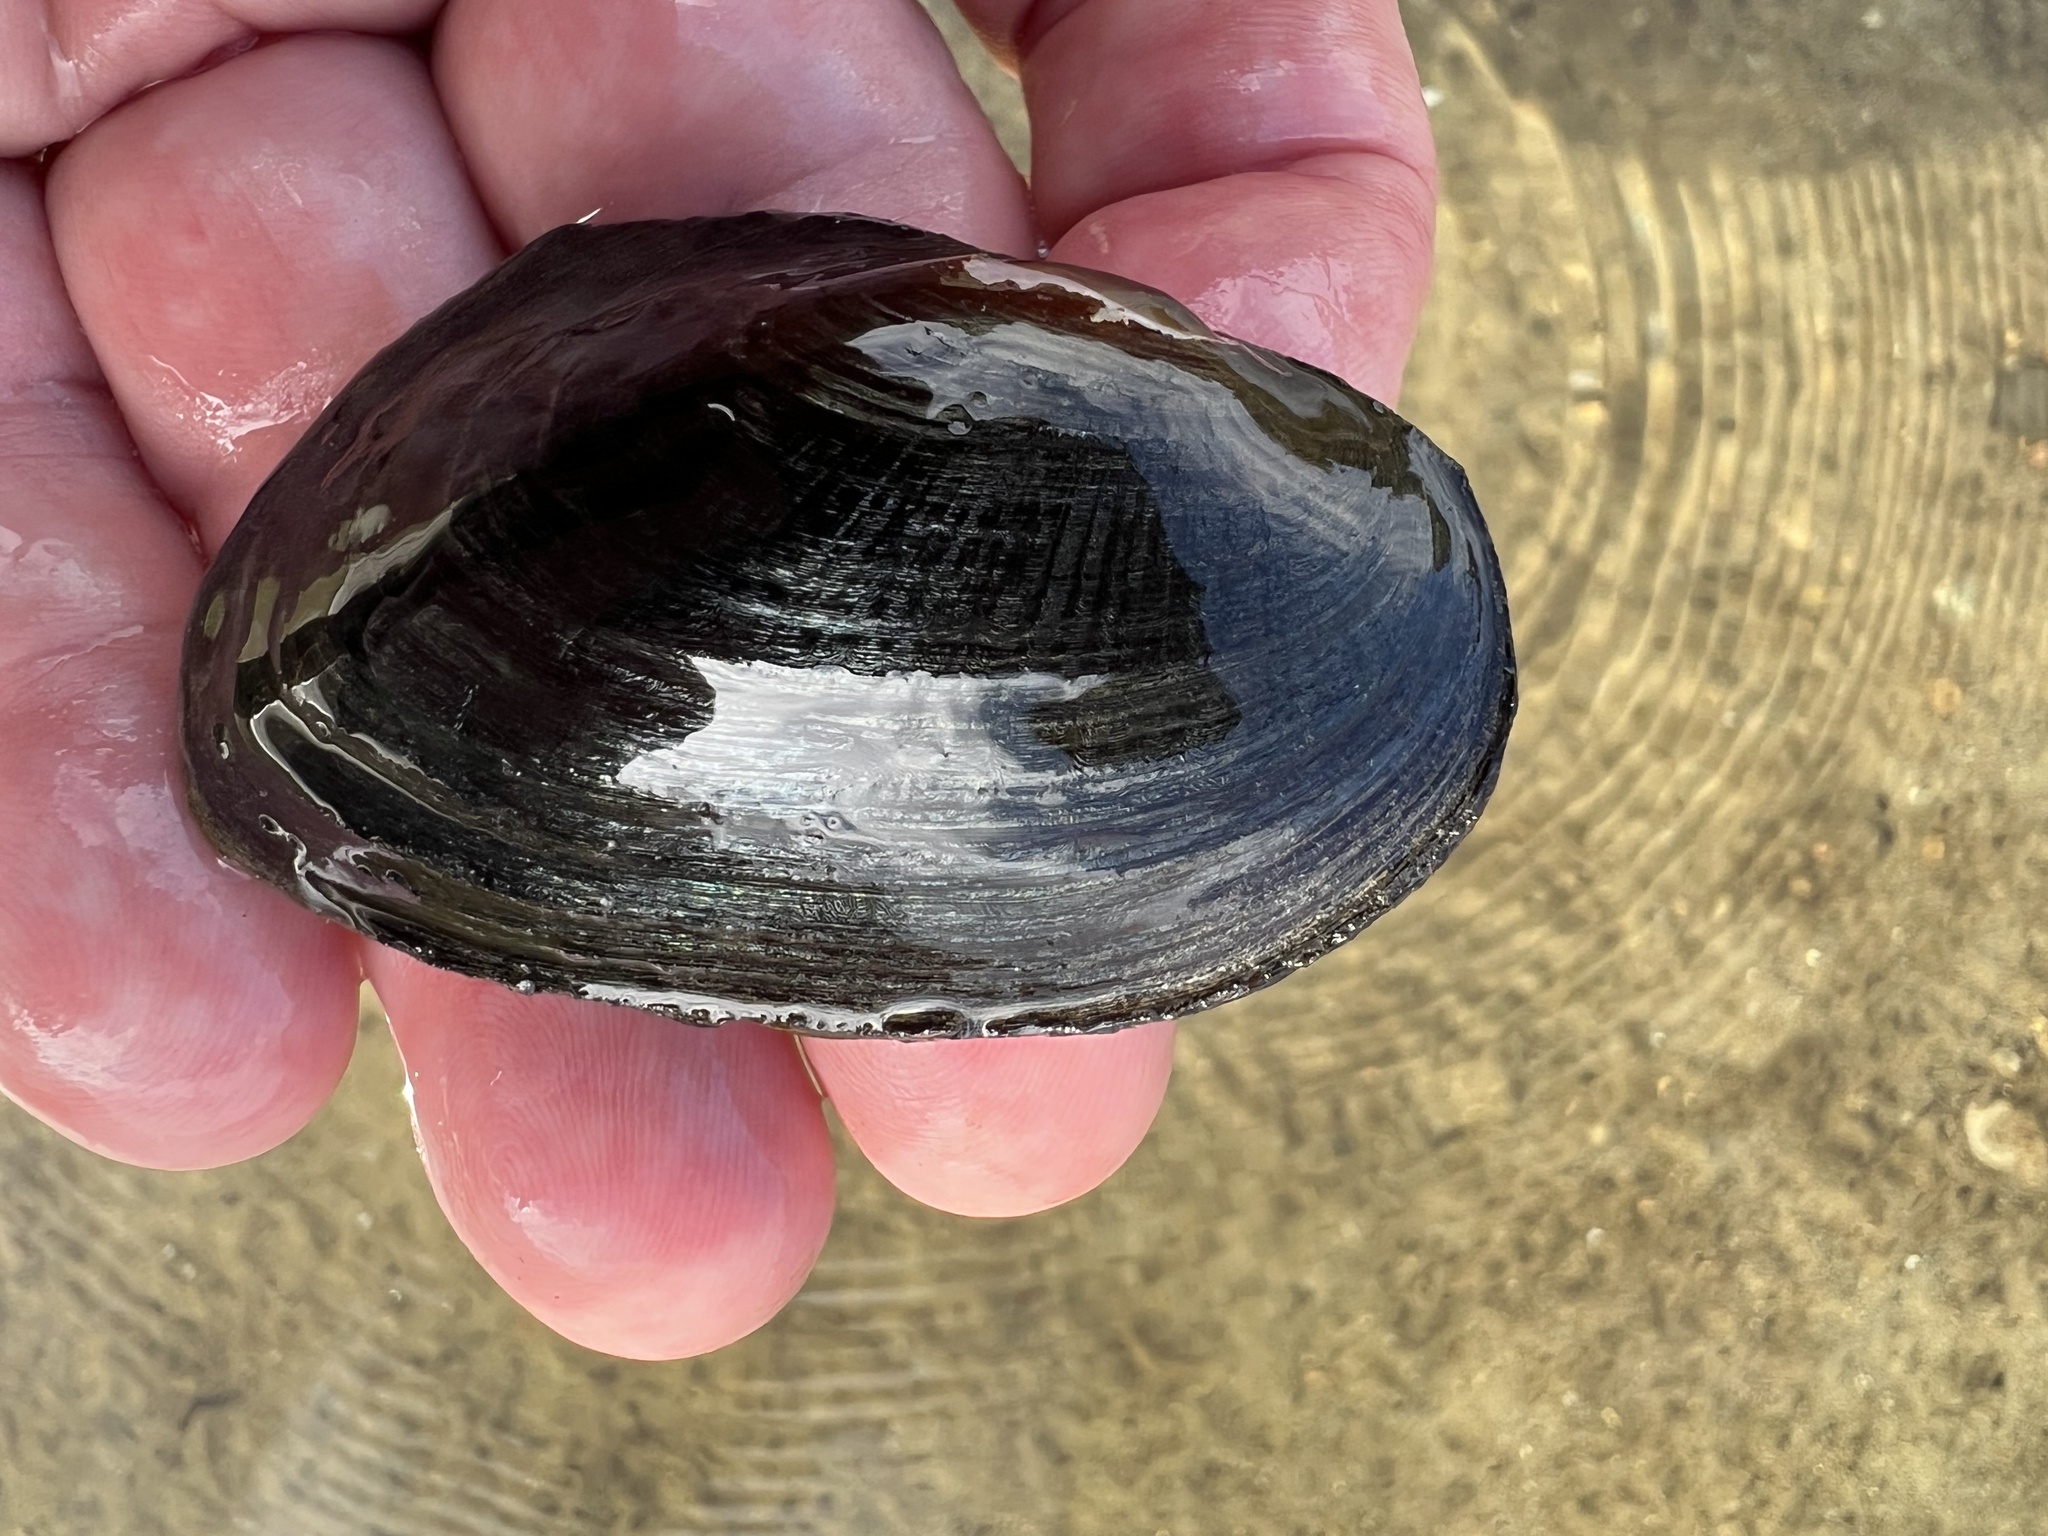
[{"xmin": 7, "ymin": 3, "xmax": 2048, "ymax": 1531}]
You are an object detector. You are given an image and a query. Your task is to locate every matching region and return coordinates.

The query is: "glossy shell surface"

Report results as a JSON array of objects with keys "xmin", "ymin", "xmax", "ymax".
[{"xmin": 181, "ymin": 213, "xmax": 1516, "ymax": 1037}]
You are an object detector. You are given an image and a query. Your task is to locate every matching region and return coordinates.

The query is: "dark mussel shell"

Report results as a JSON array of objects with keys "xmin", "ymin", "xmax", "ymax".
[{"xmin": 181, "ymin": 213, "xmax": 1515, "ymax": 1037}]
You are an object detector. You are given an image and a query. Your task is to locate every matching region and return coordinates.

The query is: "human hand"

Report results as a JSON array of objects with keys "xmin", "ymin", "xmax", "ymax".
[{"xmin": 0, "ymin": 0, "xmax": 1437, "ymax": 1357}]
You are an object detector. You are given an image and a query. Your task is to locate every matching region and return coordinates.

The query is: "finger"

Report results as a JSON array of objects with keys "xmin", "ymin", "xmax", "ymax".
[
  {"xmin": 433, "ymin": 0, "xmax": 1033, "ymax": 252},
  {"xmin": 957, "ymin": 0, "xmax": 1431, "ymax": 236},
  {"xmin": 368, "ymin": 952, "xmax": 835, "ymax": 1358},
  {"xmin": 48, "ymin": 34, "xmax": 500, "ymax": 552},
  {"xmin": 955, "ymin": 0, "xmax": 1435, "ymax": 401},
  {"xmin": 802, "ymin": 1023, "xmax": 1175, "ymax": 1218},
  {"xmin": 1, "ymin": 0, "xmax": 440, "ymax": 156},
  {"xmin": 0, "ymin": 163, "xmax": 360, "ymax": 1169}
]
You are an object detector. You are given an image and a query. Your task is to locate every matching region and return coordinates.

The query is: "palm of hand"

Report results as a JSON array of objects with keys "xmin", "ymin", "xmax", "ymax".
[{"xmin": 0, "ymin": 0, "xmax": 1436, "ymax": 1358}]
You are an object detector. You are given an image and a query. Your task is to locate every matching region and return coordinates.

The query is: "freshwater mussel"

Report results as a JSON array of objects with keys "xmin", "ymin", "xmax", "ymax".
[{"xmin": 181, "ymin": 213, "xmax": 1516, "ymax": 1037}]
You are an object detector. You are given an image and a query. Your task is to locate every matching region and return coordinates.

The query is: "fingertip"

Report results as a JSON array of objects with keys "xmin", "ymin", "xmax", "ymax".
[
  {"xmin": 1049, "ymin": 160, "xmax": 1435, "ymax": 403},
  {"xmin": 803, "ymin": 1021, "xmax": 1175, "ymax": 1218},
  {"xmin": 368, "ymin": 951, "xmax": 837, "ymax": 1358},
  {"xmin": 0, "ymin": 882, "xmax": 362, "ymax": 1172}
]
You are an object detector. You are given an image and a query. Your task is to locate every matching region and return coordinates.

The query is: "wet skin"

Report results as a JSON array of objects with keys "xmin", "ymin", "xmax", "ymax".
[{"xmin": 0, "ymin": 0, "xmax": 1437, "ymax": 1358}]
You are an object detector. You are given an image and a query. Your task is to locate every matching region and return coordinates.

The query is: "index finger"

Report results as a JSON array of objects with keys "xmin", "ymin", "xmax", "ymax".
[{"xmin": 954, "ymin": 0, "xmax": 1435, "ymax": 403}]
